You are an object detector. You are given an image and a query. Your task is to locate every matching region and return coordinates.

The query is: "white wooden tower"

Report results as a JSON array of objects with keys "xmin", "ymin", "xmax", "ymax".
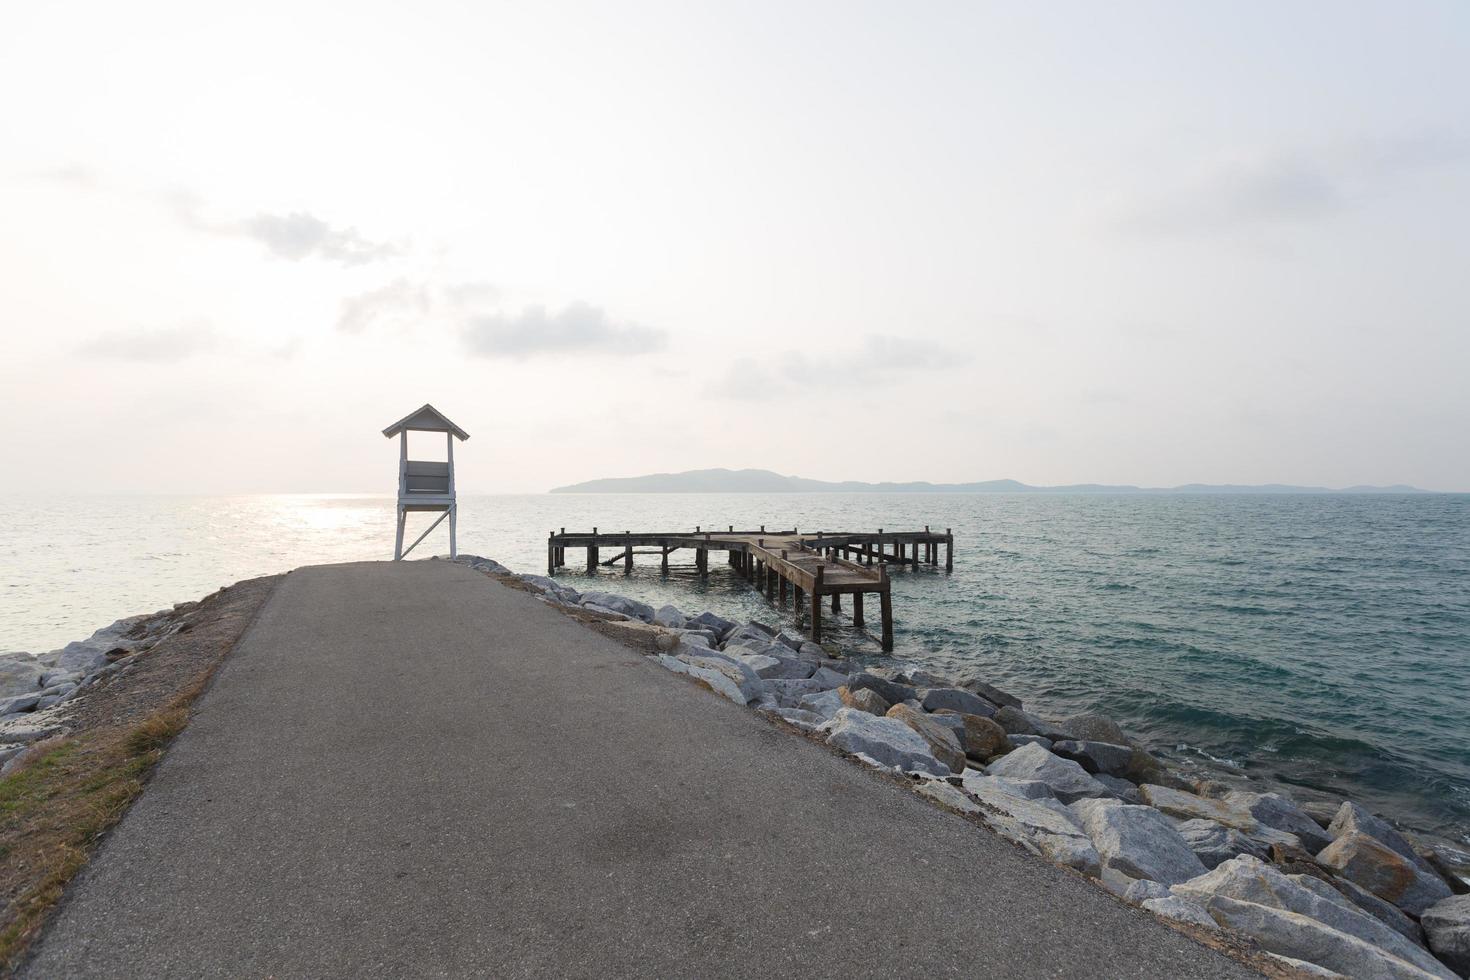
[{"xmin": 383, "ymin": 404, "xmax": 470, "ymax": 560}]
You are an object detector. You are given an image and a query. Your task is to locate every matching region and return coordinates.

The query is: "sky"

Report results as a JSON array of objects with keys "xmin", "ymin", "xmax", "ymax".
[{"xmin": 2, "ymin": 1, "xmax": 1467, "ymax": 493}]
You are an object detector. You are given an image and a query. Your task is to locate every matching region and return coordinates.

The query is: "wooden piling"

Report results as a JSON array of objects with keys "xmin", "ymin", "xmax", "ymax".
[
  {"xmin": 853, "ymin": 593, "xmax": 864, "ymax": 627},
  {"xmin": 810, "ymin": 565, "xmax": 824, "ymax": 642}
]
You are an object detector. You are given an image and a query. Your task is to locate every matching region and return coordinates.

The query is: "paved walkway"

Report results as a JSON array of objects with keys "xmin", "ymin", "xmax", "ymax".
[{"xmin": 26, "ymin": 561, "xmax": 1255, "ymax": 978}]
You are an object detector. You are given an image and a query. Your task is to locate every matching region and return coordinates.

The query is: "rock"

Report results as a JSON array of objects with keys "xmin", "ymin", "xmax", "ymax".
[
  {"xmin": 1058, "ymin": 713, "xmax": 1132, "ymax": 746},
  {"xmin": 919, "ymin": 687, "xmax": 997, "ymax": 717},
  {"xmin": 1174, "ymin": 856, "xmax": 1453, "ymax": 979},
  {"xmin": 1327, "ymin": 874, "xmax": 1429, "ymax": 950},
  {"xmin": 927, "ymin": 712, "xmax": 967, "ymax": 746},
  {"xmin": 688, "ymin": 611, "xmax": 737, "ymax": 639},
  {"xmin": 1226, "ymin": 791, "xmax": 1334, "ymax": 853},
  {"xmin": 809, "ymin": 666, "xmax": 849, "ymax": 689},
  {"xmin": 0, "ymin": 693, "xmax": 40, "ymax": 715},
  {"xmin": 820, "ymin": 707, "xmax": 948, "ymax": 777},
  {"xmin": 798, "ymin": 642, "xmax": 826, "ymax": 660},
  {"xmin": 1202, "ymin": 895, "xmax": 1453, "ymax": 980},
  {"xmin": 652, "ymin": 604, "xmax": 687, "ymax": 629},
  {"xmin": 986, "ymin": 743, "xmax": 1110, "ymax": 804},
  {"xmin": 1317, "ymin": 832, "xmax": 1453, "ymax": 917},
  {"xmin": 35, "ymin": 695, "xmax": 61, "ymax": 710},
  {"xmin": 0, "ymin": 653, "xmax": 45, "ymax": 698},
  {"xmin": 797, "ymin": 688, "xmax": 844, "ymax": 720},
  {"xmin": 917, "ymin": 780, "xmax": 982, "ymax": 814},
  {"xmin": 1142, "ymin": 895, "xmax": 1218, "ymax": 930},
  {"xmin": 1303, "ymin": 799, "xmax": 1344, "ymax": 829},
  {"xmin": 1421, "ymin": 894, "xmax": 1470, "ymax": 976},
  {"xmin": 1124, "ymin": 878, "xmax": 1172, "ymax": 903},
  {"xmin": 1052, "ymin": 739, "xmax": 1136, "ymax": 777},
  {"xmin": 38, "ymin": 669, "xmax": 82, "ymax": 689},
  {"xmin": 839, "ymin": 686, "xmax": 891, "ymax": 716},
  {"xmin": 580, "ymin": 603, "xmax": 629, "ymax": 620},
  {"xmin": 961, "ymin": 772, "xmax": 1059, "ymax": 801},
  {"xmin": 1174, "ymin": 818, "xmax": 1269, "ymax": 869},
  {"xmin": 846, "ymin": 671, "xmax": 917, "ymax": 707},
  {"xmin": 1329, "ymin": 802, "xmax": 1439, "ymax": 877},
  {"xmin": 886, "ymin": 703, "xmax": 966, "ymax": 774},
  {"xmin": 581, "ymin": 592, "xmax": 657, "ymax": 621},
  {"xmin": 1070, "ymin": 798, "xmax": 1207, "ymax": 885},
  {"xmin": 752, "ymin": 656, "xmax": 816, "ymax": 680},
  {"xmin": 658, "ymin": 653, "xmax": 766, "ymax": 705},
  {"xmin": 773, "ymin": 630, "xmax": 805, "ymax": 652},
  {"xmin": 934, "ymin": 710, "xmax": 1010, "ymax": 761},
  {"xmin": 1093, "ymin": 774, "xmax": 1142, "ymax": 804},
  {"xmin": 773, "ymin": 708, "xmax": 826, "ymax": 732},
  {"xmin": 48, "ymin": 641, "xmax": 111, "ymax": 674},
  {"xmin": 1007, "ymin": 734, "xmax": 1053, "ymax": 751},
  {"xmin": 954, "ymin": 674, "xmax": 1023, "ymax": 710},
  {"xmin": 961, "ymin": 778, "xmax": 1101, "ymax": 877},
  {"xmin": 1139, "ymin": 784, "xmax": 1304, "ymax": 852},
  {"xmin": 993, "ymin": 705, "xmax": 1074, "ymax": 741}
]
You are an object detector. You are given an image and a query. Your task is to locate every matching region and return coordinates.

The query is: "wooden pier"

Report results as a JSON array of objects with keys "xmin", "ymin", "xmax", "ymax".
[{"xmin": 547, "ymin": 526, "xmax": 954, "ymax": 652}]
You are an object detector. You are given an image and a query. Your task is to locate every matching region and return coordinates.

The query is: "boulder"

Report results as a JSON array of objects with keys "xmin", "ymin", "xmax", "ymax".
[
  {"xmin": 846, "ymin": 671, "xmax": 917, "ymax": 707},
  {"xmin": 773, "ymin": 630, "xmax": 805, "ymax": 652},
  {"xmin": 934, "ymin": 710, "xmax": 1010, "ymax": 761},
  {"xmin": 1421, "ymin": 894, "xmax": 1470, "ymax": 976},
  {"xmin": 917, "ymin": 780, "xmax": 982, "ymax": 814},
  {"xmin": 902, "ymin": 668, "xmax": 953, "ymax": 687},
  {"xmin": 1174, "ymin": 818, "xmax": 1269, "ymax": 869},
  {"xmin": 688, "ymin": 611, "xmax": 737, "ymax": 639},
  {"xmin": 820, "ymin": 708, "xmax": 948, "ymax": 777},
  {"xmin": 809, "ymin": 666, "xmax": 849, "ymax": 689},
  {"xmin": 993, "ymin": 705, "xmax": 1074, "ymax": 741},
  {"xmin": 1124, "ymin": 879, "xmax": 1172, "ymax": 903},
  {"xmin": 986, "ymin": 743, "xmax": 1110, "ymax": 804},
  {"xmin": 961, "ymin": 778, "xmax": 1101, "ymax": 877},
  {"xmin": 961, "ymin": 772, "xmax": 1059, "ymax": 802},
  {"xmin": 0, "ymin": 653, "xmax": 45, "ymax": 698},
  {"xmin": 1202, "ymin": 895, "xmax": 1453, "ymax": 980},
  {"xmin": 1142, "ymin": 895, "xmax": 1218, "ymax": 930},
  {"xmin": 1317, "ymin": 832, "xmax": 1453, "ymax": 917},
  {"xmin": 580, "ymin": 592, "xmax": 655, "ymax": 622},
  {"xmin": 840, "ymin": 686, "xmax": 890, "ymax": 716},
  {"xmin": 1070, "ymin": 798, "xmax": 1207, "ymax": 886},
  {"xmin": 1007, "ymin": 734, "xmax": 1053, "ymax": 751},
  {"xmin": 919, "ymin": 687, "xmax": 997, "ymax": 717},
  {"xmin": 652, "ymin": 604, "xmax": 687, "ymax": 629},
  {"xmin": 1093, "ymin": 774, "xmax": 1142, "ymax": 804},
  {"xmin": 797, "ymin": 688, "xmax": 844, "ymax": 721},
  {"xmin": 954, "ymin": 674, "xmax": 1023, "ymax": 710},
  {"xmin": 658, "ymin": 653, "xmax": 765, "ymax": 705},
  {"xmin": 1173, "ymin": 856, "xmax": 1453, "ymax": 978},
  {"xmin": 1051, "ymin": 739, "xmax": 1135, "ymax": 777},
  {"xmin": 886, "ymin": 703, "xmax": 966, "ymax": 774},
  {"xmin": 1058, "ymin": 713, "xmax": 1131, "ymax": 746},
  {"xmin": 1327, "ymin": 875, "xmax": 1429, "ymax": 950},
  {"xmin": 927, "ymin": 712, "xmax": 967, "ymax": 746},
  {"xmin": 1139, "ymin": 784, "xmax": 1304, "ymax": 852},
  {"xmin": 1225, "ymin": 791, "xmax": 1334, "ymax": 853},
  {"xmin": 798, "ymin": 642, "xmax": 826, "ymax": 660},
  {"xmin": 773, "ymin": 707, "xmax": 826, "ymax": 732},
  {"xmin": 0, "ymin": 693, "xmax": 40, "ymax": 715},
  {"xmin": 752, "ymin": 657, "xmax": 817, "ymax": 680},
  {"xmin": 1329, "ymin": 802, "xmax": 1439, "ymax": 877}
]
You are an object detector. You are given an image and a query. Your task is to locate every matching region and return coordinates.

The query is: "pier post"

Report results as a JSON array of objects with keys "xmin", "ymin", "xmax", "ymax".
[
  {"xmin": 547, "ymin": 532, "xmax": 555, "ymax": 575},
  {"xmin": 810, "ymin": 566, "xmax": 824, "ymax": 643},
  {"xmin": 879, "ymin": 567, "xmax": 893, "ymax": 652},
  {"xmin": 831, "ymin": 592, "xmax": 841, "ymax": 614},
  {"xmin": 661, "ymin": 546, "xmax": 670, "ymax": 574},
  {"xmin": 624, "ymin": 533, "xmax": 633, "ymax": 573},
  {"xmin": 946, "ymin": 529, "xmax": 953, "ymax": 573},
  {"xmin": 853, "ymin": 593, "xmax": 864, "ymax": 627},
  {"xmin": 697, "ymin": 547, "xmax": 707, "ymax": 577}
]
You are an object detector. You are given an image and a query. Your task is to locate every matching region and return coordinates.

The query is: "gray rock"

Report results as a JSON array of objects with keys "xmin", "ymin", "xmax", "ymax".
[
  {"xmin": 927, "ymin": 712, "xmax": 967, "ymax": 745},
  {"xmin": 48, "ymin": 641, "xmax": 111, "ymax": 674},
  {"xmin": 985, "ymin": 743, "xmax": 1110, "ymax": 804},
  {"xmin": 1174, "ymin": 856, "xmax": 1454, "ymax": 979},
  {"xmin": 886, "ymin": 703, "xmax": 966, "ymax": 774},
  {"xmin": 840, "ymin": 686, "xmax": 892, "ymax": 716},
  {"xmin": 1071, "ymin": 798, "xmax": 1207, "ymax": 885},
  {"xmin": 960, "ymin": 772, "xmax": 1060, "ymax": 802},
  {"xmin": 725, "ymin": 624, "xmax": 775, "ymax": 646},
  {"xmin": 902, "ymin": 669, "xmax": 954, "ymax": 688},
  {"xmin": 1318, "ymin": 831, "xmax": 1453, "ymax": 917},
  {"xmin": 1328, "ymin": 875, "xmax": 1428, "ymax": 950},
  {"xmin": 1007, "ymin": 734, "xmax": 1053, "ymax": 751},
  {"xmin": 1052, "ymin": 739, "xmax": 1136, "ymax": 777},
  {"xmin": 1093, "ymin": 774, "xmax": 1142, "ymax": 804},
  {"xmin": 809, "ymin": 666, "xmax": 849, "ymax": 689},
  {"xmin": 773, "ymin": 707, "xmax": 826, "ymax": 732},
  {"xmin": 0, "ymin": 653, "xmax": 45, "ymax": 698},
  {"xmin": 961, "ymin": 777, "xmax": 1101, "ymax": 877},
  {"xmin": 1139, "ymin": 784, "xmax": 1304, "ymax": 852},
  {"xmin": 1056, "ymin": 713, "xmax": 1132, "ymax": 746},
  {"xmin": 1329, "ymin": 802, "xmax": 1439, "ymax": 876},
  {"xmin": 753, "ymin": 656, "xmax": 817, "ymax": 680},
  {"xmin": 993, "ymin": 705, "xmax": 1075, "ymax": 741},
  {"xmin": 1225, "ymin": 790, "xmax": 1333, "ymax": 853},
  {"xmin": 773, "ymin": 629, "xmax": 805, "ymax": 652},
  {"xmin": 954, "ymin": 674, "xmax": 1023, "ymax": 710},
  {"xmin": 1202, "ymin": 895, "xmax": 1453, "ymax": 980},
  {"xmin": 934, "ymin": 711, "xmax": 1010, "ymax": 761},
  {"xmin": 1124, "ymin": 878, "xmax": 1171, "ymax": 903},
  {"xmin": 35, "ymin": 695, "xmax": 62, "ymax": 711},
  {"xmin": 658, "ymin": 653, "xmax": 766, "ymax": 705},
  {"xmin": 798, "ymin": 642, "xmax": 826, "ymax": 660},
  {"xmin": 1174, "ymin": 818, "xmax": 1269, "ymax": 869},
  {"xmin": 919, "ymin": 687, "xmax": 997, "ymax": 717},
  {"xmin": 846, "ymin": 671, "xmax": 917, "ymax": 707},
  {"xmin": 917, "ymin": 780, "xmax": 982, "ymax": 814},
  {"xmin": 820, "ymin": 707, "xmax": 948, "ymax": 777},
  {"xmin": 652, "ymin": 604, "xmax": 687, "ymax": 629},
  {"xmin": 797, "ymin": 688, "xmax": 844, "ymax": 720},
  {"xmin": 688, "ymin": 611, "xmax": 737, "ymax": 639},
  {"xmin": 726, "ymin": 652, "xmax": 782, "ymax": 677},
  {"xmin": 1142, "ymin": 895, "xmax": 1218, "ymax": 930},
  {"xmin": 580, "ymin": 603, "xmax": 629, "ymax": 620},
  {"xmin": 0, "ymin": 693, "xmax": 40, "ymax": 714},
  {"xmin": 39, "ymin": 670, "xmax": 83, "ymax": 689},
  {"xmin": 1421, "ymin": 894, "xmax": 1470, "ymax": 976}
]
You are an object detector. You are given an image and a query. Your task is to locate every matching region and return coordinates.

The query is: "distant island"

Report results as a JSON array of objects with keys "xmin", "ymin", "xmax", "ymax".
[{"xmin": 550, "ymin": 468, "xmax": 1429, "ymax": 494}]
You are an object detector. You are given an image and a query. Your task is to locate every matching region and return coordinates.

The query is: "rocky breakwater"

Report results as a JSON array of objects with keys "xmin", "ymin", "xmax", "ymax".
[
  {"xmin": 458, "ymin": 555, "xmax": 1470, "ymax": 979},
  {"xmin": 1, "ymin": 604, "xmax": 199, "ymax": 772}
]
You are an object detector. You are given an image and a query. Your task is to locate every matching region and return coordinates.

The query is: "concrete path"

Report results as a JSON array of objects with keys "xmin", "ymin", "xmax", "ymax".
[{"xmin": 26, "ymin": 561, "xmax": 1256, "ymax": 978}]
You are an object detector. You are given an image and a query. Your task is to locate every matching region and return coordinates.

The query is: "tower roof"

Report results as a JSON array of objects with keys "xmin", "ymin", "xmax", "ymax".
[{"xmin": 382, "ymin": 403, "xmax": 470, "ymax": 440}]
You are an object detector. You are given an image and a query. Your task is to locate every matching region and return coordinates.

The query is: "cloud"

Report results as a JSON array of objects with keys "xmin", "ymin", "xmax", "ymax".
[
  {"xmin": 240, "ymin": 211, "xmax": 401, "ymax": 265},
  {"xmin": 78, "ymin": 321, "xmax": 219, "ymax": 362},
  {"xmin": 719, "ymin": 334, "xmax": 965, "ymax": 394},
  {"xmin": 461, "ymin": 302, "xmax": 667, "ymax": 358},
  {"xmin": 335, "ymin": 278, "xmax": 500, "ymax": 334}
]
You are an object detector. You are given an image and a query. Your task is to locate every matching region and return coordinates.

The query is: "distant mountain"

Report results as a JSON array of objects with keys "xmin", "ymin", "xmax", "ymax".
[{"xmin": 549, "ymin": 468, "xmax": 1432, "ymax": 494}]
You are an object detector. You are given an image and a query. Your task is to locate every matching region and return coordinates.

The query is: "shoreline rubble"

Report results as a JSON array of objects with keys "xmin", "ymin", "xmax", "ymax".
[{"xmin": 455, "ymin": 553, "xmax": 1470, "ymax": 979}]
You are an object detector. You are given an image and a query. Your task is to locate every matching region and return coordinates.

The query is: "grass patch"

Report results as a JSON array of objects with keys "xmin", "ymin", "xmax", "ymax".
[{"xmin": 0, "ymin": 700, "xmax": 196, "ymax": 973}]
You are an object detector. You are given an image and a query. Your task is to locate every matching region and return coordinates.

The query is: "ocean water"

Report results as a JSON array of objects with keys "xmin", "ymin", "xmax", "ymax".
[{"xmin": 3, "ymin": 492, "xmax": 1468, "ymax": 845}]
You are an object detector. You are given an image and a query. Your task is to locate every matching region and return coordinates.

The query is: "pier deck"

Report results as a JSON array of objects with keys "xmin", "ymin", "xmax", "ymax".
[{"xmin": 548, "ymin": 526, "xmax": 953, "ymax": 652}]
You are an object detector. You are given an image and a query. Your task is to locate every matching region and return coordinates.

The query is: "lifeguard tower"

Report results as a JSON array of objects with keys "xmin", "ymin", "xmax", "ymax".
[{"xmin": 383, "ymin": 404, "xmax": 469, "ymax": 560}]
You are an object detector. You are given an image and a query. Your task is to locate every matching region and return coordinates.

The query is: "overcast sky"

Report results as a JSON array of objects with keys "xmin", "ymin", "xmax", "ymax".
[{"xmin": 2, "ymin": 1, "xmax": 1467, "ymax": 493}]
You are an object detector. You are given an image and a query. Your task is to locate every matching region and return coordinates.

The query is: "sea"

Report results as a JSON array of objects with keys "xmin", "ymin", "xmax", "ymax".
[{"xmin": 3, "ymin": 492, "xmax": 1468, "ymax": 848}]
